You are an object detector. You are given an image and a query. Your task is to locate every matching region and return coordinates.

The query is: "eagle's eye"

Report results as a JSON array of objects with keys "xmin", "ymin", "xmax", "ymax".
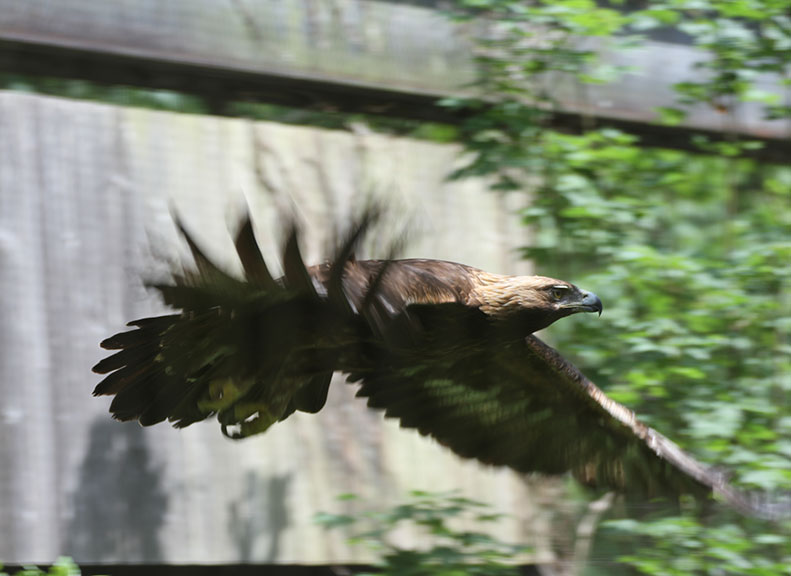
[{"xmin": 550, "ymin": 286, "xmax": 567, "ymax": 301}]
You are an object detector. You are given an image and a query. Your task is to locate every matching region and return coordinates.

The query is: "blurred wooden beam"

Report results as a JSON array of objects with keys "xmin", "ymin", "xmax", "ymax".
[
  {"xmin": 0, "ymin": 565, "xmax": 543, "ymax": 576},
  {"xmin": 0, "ymin": 0, "xmax": 787, "ymax": 161}
]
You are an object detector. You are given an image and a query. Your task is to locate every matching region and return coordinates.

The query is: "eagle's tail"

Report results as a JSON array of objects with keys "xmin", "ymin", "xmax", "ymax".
[{"xmin": 92, "ymin": 211, "xmax": 379, "ymax": 438}]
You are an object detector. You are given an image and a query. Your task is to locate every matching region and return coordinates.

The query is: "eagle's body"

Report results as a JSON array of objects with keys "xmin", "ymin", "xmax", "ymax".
[
  {"xmin": 312, "ymin": 258, "xmax": 602, "ymax": 334},
  {"xmin": 93, "ymin": 215, "xmax": 788, "ymax": 519}
]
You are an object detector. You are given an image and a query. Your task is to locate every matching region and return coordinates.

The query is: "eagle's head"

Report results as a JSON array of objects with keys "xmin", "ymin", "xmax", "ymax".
[{"xmin": 474, "ymin": 274, "xmax": 602, "ymax": 335}]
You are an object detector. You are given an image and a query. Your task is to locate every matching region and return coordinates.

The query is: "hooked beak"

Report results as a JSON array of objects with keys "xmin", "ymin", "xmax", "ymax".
[{"xmin": 579, "ymin": 291, "xmax": 603, "ymax": 316}]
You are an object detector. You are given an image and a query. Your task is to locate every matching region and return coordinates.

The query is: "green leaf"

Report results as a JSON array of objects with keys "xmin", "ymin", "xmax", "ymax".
[{"xmin": 655, "ymin": 106, "xmax": 688, "ymax": 125}]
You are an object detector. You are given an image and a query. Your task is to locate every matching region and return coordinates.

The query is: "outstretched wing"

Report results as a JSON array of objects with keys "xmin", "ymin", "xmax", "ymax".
[
  {"xmin": 93, "ymin": 213, "xmax": 380, "ymax": 438},
  {"xmin": 351, "ymin": 301, "xmax": 788, "ymax": 519}
]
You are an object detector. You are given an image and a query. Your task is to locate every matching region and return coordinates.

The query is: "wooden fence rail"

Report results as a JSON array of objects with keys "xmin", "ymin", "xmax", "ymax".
[{"xmin": 0, "ymin": 0, "xmax": 788, "ymax": 161}]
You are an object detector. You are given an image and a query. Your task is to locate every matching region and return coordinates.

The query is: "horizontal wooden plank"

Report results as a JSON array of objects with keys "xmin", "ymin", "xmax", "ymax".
[
  {"xmin": 0, "ymin": 0, "xmax": 471, "ymax": 95},
  {"xmin": 0, "ymin": 0, "xmax": 788, "ymax": 160},
  {"xmin": 1, "ymin": 564, "xmax": 544, "ymax": 576}
]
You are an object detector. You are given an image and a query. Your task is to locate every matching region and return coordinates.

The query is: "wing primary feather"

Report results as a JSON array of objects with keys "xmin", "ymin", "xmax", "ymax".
[
  {"xmin": 99, "ymin": 329, "xmax": 150, "ymax": 351},
  {"xmin": 92, "ymin": 344, "xmax": 157, "ymax": 375},
  {"xmin": 234, "ymin": 217, "xmax": 278, "ymax": 289},
  {"xmin": 327, "ymin": 207, "xmax": 380, "ymax": 312},
  {"xmin": 173, "ymin": 214, "xmax": 226, "ymax": 278},
  {"xmin": 282, "ymin": 224, "xmax": 314, "ymax": 294},
  {"xmin": 93, "ymin": 363, "xmax": 154, "ymax": 396}
]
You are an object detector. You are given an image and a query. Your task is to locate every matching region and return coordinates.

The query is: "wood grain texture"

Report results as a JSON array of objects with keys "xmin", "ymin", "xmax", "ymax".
[{"xmin": 0, "ymin": 0, "xmax": 786, "ymax": 141}]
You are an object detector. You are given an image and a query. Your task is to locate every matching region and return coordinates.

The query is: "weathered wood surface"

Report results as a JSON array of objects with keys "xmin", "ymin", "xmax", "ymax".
[
  {"xmin": 0, "ymin": 91, "xmax": 567, "ymax": 565},
  {"xmin": 0, "ymin": 0, "xmax": 787, "ymax": 142}
]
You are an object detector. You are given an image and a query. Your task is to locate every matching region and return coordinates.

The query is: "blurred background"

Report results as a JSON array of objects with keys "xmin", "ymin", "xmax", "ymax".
[{"xmin": 0, "ymin": 1, "xmax": 789, "ymax": 574}]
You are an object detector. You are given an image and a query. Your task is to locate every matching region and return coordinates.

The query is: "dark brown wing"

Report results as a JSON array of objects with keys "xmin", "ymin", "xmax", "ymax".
[
  {"xmin": 351, "ymin": 301, "xmax": 789, "ymax": 519},
  {"xmin": 93, "ymin": 213, "xmax": 374, "ymax": 438}
]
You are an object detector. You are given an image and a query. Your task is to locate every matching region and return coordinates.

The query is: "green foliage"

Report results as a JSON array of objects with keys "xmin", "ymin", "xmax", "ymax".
[
  {"xmin": 0, "ymin": 73, "xmax": 208, "ymax": 114},
  {"xmin": 605, "ymin": 517, "xmax": 791, "ymax": 575},
  {"xmin": 526, "ymin": 141, "xmax": 791, "ymax": 483},
  {"xmin": 316, "ymin": 491, "xmax": 530, "ymax": 575},
  {"xmin": 445, "ymin": 0, "xmax": 791, "ymax": 574},
  {"xmin": 0, "ymin": 558, "xmax": 88, "ymax": 576},
  {"xmin": 660, "ymin": 0, "xmax": 791, "ymax": 116},
  {"xmin": 0, "ymin": 75, "xmax": 458, "ymax": 144}
]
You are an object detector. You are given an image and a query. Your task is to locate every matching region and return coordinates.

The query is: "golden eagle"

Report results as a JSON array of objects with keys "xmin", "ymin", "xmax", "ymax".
[{"xmin": 93, "ymin": 213, "xmax": 787, "ymax": 519}]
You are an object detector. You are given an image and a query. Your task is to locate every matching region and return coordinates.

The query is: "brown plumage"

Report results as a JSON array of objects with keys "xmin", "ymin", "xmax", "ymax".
[{"xmin": 93, "ymin": 213, "xmax": 789, "ymax": 519}]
